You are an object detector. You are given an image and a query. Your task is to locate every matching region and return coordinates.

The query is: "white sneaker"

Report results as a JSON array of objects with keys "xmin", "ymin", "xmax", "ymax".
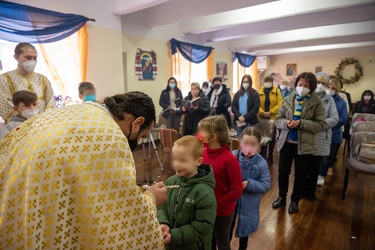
[
  {"xmin": 317, "ymin": 175, "xmax": 325, "ymax": 186},
  {"xmin": 327, "ymin": 168, "xmax": 333, "ymax": 176}
]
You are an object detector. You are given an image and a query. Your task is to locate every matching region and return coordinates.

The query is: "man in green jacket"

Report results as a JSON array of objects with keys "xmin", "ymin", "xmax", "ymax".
[{"xmin": 157, "ymin": 136, "xmax": 216, "ymax": 250}]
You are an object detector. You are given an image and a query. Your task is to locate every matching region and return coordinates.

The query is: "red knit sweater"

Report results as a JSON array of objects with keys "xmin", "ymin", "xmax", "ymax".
[{"xmin": 203, "ymin": 146, "xmax": 243, "ymax": 216}]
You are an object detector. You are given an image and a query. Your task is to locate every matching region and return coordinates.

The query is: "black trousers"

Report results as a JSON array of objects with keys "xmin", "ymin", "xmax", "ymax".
[
  {"xmin": 278, "ymin": 142, "xmax": 312, "ymax": 202},
  {"xmin": 212, "ymin": 213, "xmax": 235, "ymax": 250},
  {"xmin": 268, "ymin": 127, "xmax": 277, "ymax": 159},
  {"xmin": 229, "ymin": 207, "xmax": 249, "ymax": 249},
  {"xmin": 306, "ymin": 156, "xmax": 322, "ymax": 195}
]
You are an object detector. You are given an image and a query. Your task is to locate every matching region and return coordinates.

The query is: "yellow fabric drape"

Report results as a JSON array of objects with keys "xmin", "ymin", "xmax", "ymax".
[
  {"xmin": 234, "ymin": 60, "xmax": 259, "ymax": 91},
  {"xmin": 78, "ymin": 25, "xmax": 88, "ymax": 82},
  {"xmin": 251, "ymin": 60, "xmax": 259, "ymax": 90},
  {"xmin": 206, "ymin": 50, "xmax": 214, "ymax": 81},
  {"xmin": 170, "ymin": 49, "xmax": 191, "ymax": 93},
  {"xmin": 39, "ymin": 44, "xmax": 66, "ymax": 97},
  {"xmin": 38, "ymin": 26, "xmax": 87, "ymax": 101}
]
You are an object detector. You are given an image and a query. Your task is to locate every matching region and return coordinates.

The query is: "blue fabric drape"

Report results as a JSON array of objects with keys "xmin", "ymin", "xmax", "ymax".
[
  {"xmin": 0, "ymin": 1, "xmax": 89, "ymax": 43},
  {"xmin": 170, "ymin": 38, "xmax": 213, "ymax": 64},
  {"xmin": 233, "ymin": 52, "xmax": 256, "ymax": 67}
]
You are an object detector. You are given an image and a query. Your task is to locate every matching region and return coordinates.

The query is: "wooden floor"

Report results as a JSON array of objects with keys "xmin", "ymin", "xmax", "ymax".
[{"xmin": 133, "ymin": 140, "xmax": 375, "ymax": 250}]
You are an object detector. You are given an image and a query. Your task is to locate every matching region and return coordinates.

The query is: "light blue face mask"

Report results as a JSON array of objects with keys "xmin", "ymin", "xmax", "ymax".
[
  {"xmin": 169, "ymin": 83, "xmax": 176, "ymax": 88},
  {"xmin": 83, "ymin": 94, "xmax": 96, "ymax": 102}
]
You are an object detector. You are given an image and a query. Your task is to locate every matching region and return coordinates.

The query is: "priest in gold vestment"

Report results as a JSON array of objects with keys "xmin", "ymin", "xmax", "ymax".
[{"xmin": 0, "ymin": 92, "xmax": 166, "ymax": 249}]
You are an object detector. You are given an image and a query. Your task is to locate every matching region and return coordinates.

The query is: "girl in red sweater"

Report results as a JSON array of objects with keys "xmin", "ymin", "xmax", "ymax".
[{"xmin": 198, "ymin": 115, "xmax": 243, "ymax": 250}]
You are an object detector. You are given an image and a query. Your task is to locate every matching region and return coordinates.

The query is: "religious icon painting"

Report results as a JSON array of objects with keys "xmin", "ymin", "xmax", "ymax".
[
  {"xmin": 135, "ymin": 48, "xmax": 158, "ymax": 80},
  {"xmin": 286, "ymin": 63, "xmax": 297, "ymax": 76}
]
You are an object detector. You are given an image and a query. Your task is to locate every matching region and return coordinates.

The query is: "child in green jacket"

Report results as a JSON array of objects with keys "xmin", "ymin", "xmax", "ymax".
[{"xmin": 157, "ymin": 136, "xmax": 216, "ymax": 250}]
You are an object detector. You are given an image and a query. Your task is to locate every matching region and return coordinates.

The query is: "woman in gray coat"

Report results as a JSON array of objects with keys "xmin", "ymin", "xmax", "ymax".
[
  {"xmin": 272, "ymin": 72, "xmax": 327, "ymax": 214},
  {"xmin": 304, "ymin": 74, "xmax": 339, "ymax": 200}
]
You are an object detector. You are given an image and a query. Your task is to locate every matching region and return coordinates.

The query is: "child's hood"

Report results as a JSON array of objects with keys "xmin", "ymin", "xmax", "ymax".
[
  {"xmin": 232, "ymin": 150, "xmax": 263, "ymax": 169},
  {"xmin": 9, "ymin": 115, "xmax": 27, "ymax": 123},
  {"xmin": 185, "ymin": 164, "xmax": 215, "ymax": 189}
]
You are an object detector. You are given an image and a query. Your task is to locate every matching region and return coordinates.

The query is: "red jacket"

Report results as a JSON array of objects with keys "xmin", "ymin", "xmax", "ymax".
[{"xmin": 203, "ymin": 146, "xmax": 243, "ymax": 216}]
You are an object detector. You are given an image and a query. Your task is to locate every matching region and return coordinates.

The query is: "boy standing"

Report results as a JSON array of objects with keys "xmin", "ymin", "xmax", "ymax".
[
  {"xmin": 78, "ymin": 82, "xmax": 96, "ymax": 102},
  {"xmin": 0, "ymin": 90, "xmax": 39, "ymax": 140},
  {"xmin": 157, "ymin": 136, "xmax": 216, "ymax": 250}
]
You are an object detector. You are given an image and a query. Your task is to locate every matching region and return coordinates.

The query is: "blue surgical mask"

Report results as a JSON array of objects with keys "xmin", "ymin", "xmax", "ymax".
[
  {"xmin": 83, "ymin": 94, "xmax": 96, "ymax": 102},
  {"xmin": 169, "ymin": 83, "xmax": 176, "ymax": 88}
]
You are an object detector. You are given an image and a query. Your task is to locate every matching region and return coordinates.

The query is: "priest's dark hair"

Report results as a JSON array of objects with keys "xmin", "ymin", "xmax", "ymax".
[{"xmin": 104, "ymin": 91, "xmax": 156, "ymax": 129}]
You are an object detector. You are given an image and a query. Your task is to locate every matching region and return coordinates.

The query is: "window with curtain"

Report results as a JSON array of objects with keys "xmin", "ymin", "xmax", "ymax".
[
  {"xmin": 232, "ymin": 59, "xmax": 259, "ymax": 93},
  {"xmin": 170, "ymin": 38, "xmax": 213, "ymax": 97},
  {"xmin": 171, "ymin": 50, "xmax": 212, "ymax": 97},
  {"xmin": 0, "ymin": 1, "xmax": 89, "ymax": 105},
  {"xmin": 0, "ymin": 26, "xmax": 87, "ymax": 104}
]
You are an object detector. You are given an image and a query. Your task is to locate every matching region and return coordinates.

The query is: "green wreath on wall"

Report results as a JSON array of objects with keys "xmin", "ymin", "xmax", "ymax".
[{"xmin": 334, "ymin": 57, "xmax": 363, "ymax": 84}]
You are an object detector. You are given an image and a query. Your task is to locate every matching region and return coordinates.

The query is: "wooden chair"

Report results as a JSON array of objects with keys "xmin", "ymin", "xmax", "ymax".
[
  {"xmin": 341, "ymin": 132, "xmax": 375, "ymax": 200},
  {"xmin": 158, "ymin": 128, "xmax": 179, "ymax": 177},
  {"xmin": 229, "ymin": 138, "xmax": 240, "ymax": 151}
]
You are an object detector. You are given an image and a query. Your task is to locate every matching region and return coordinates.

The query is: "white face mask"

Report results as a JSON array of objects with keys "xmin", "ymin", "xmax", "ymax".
[
  {"xmin": 21, "ymin": 108, "xmax": 39, "ymax": 119},
  {"xmin": 280, "ymin": 85, "xmax": 286, "ymax": 90},
  {"xmin": 22, "ymin": 60, "xmax": 37, "ymax": 72},
  {"xmin": 296, "ymin": 86, "xmax": 310, "ymax": 97},
  {"xmin": 315, "ymin": 83, "xmax": 324, "ymax": 93},
  {"xmin": 264, "ymin": 82, "xmax": 273, "ymax": 88},
  {"xmin": 325, "ymin": 89, "xmax": 335, "ymax": 96},
  {"xmin": 364, "ymin": 95, "xmax": 371, "ymax": 101},
  {"xmin": 242, "ymin": 83, "xmax": 250, "ymax": 90}
]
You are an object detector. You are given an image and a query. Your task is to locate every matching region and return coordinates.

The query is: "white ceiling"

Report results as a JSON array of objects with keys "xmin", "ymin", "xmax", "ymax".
[{"xmin": 112, "ymin": 0, "xmax": 375, "ymax": 56}]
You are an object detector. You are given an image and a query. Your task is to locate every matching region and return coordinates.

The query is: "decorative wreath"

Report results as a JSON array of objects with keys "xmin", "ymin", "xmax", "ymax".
[{"xmin": 335, "ymin": 57, "xmax": 363, "ymax": 84}]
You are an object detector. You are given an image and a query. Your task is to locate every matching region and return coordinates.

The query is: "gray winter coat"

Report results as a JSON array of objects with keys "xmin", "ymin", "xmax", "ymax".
[
  {"xmin": 313, "ymin": 92, "xmax": 339, "ymax": 156},
  {"xmin": 0, "ymin": 116, "xmax": 26, "ymax": 140},
  {"xmin": 276, "ymin": 91, "xmax": 327, "ymax": 155}
]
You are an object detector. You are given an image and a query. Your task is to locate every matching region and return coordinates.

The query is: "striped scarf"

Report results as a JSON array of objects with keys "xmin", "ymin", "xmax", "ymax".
[{"xmin": 289, "ymin": 94, "xmax": 310, "ymax": 140}]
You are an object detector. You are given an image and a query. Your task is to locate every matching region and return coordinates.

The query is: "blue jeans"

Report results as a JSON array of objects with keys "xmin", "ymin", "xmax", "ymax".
[{"xmin": 320, "ymin": 143, "xmax": 341, "ymax": 176}]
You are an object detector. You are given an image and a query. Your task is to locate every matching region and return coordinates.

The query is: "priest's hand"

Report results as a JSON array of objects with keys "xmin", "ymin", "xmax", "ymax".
[{"xmin": 148, "ymin": 182, "xmax": 167, "ymax": 206}]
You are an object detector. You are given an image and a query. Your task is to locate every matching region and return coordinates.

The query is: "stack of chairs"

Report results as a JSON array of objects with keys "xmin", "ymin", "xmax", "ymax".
[
  {"xmin": 341, "ymin": 113, "xmax": 375, "ymax": 200},
  {"xmin": 254, "ymin": 119, "xmax": 275, "ymax": 160}
]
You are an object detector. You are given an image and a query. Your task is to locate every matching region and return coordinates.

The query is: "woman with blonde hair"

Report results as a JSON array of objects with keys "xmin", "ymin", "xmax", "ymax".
[
  {"xmin": 180, "ymin": 82, "xmax": 210, "ymax": 135},
  {"xmin": 317, "ymin": 79, "xmax": 348, "ymax": 185}
]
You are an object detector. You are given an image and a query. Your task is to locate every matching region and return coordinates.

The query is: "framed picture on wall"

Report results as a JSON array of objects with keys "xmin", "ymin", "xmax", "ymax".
[
  {"xmin": 286, "ymin": 64, "xmax": 297, "ymax": 76},
  {"xmin": 135, "ymin": 48, "xmax": 157, "ymax": 80},
  {"xmin": 315, "ymin": 66, "xmax": 322, "ymax": 73}
]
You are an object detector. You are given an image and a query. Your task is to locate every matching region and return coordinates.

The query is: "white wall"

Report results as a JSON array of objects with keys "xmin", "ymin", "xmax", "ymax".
[{"xmin": 121, "ymin": 15, "xmax": 233, "ymax": 114}]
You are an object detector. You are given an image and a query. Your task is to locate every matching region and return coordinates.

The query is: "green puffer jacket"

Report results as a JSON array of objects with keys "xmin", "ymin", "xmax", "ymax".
[
  {"xmin": 157, "ymin": 164, "xmax": 216, "ymax": 250},
  {"xmin": 276, "ymin": 91, "xmax": 327, "ymax": 155}
]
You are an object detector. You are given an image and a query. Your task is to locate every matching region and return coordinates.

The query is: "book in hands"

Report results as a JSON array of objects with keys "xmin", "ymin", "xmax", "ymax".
[{"xmin": 190, "ymin": 97, "xmax": 200, "ymax": 106}]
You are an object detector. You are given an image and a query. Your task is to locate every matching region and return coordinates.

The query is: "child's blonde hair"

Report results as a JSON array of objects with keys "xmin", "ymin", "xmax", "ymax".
[
  {"xmin": 198, "ymin": 116, "xmax": 229, "ymax": 146},
  {"xmin": 174, "ymin": 136, "xmax": 203, "ymax": 159}
]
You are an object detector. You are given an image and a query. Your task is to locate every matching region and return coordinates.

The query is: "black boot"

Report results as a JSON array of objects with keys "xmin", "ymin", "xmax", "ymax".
[
  {"xmin": 302, "ymin": 192, "xmax": 316, "ymax": 201},
  {"xmin": 288, "ymin": 201, "xmax": 299, "ymax": 214},
  {"xmin": 272, "ymin": 197, "xmax": 286, "ymax": 209}
]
